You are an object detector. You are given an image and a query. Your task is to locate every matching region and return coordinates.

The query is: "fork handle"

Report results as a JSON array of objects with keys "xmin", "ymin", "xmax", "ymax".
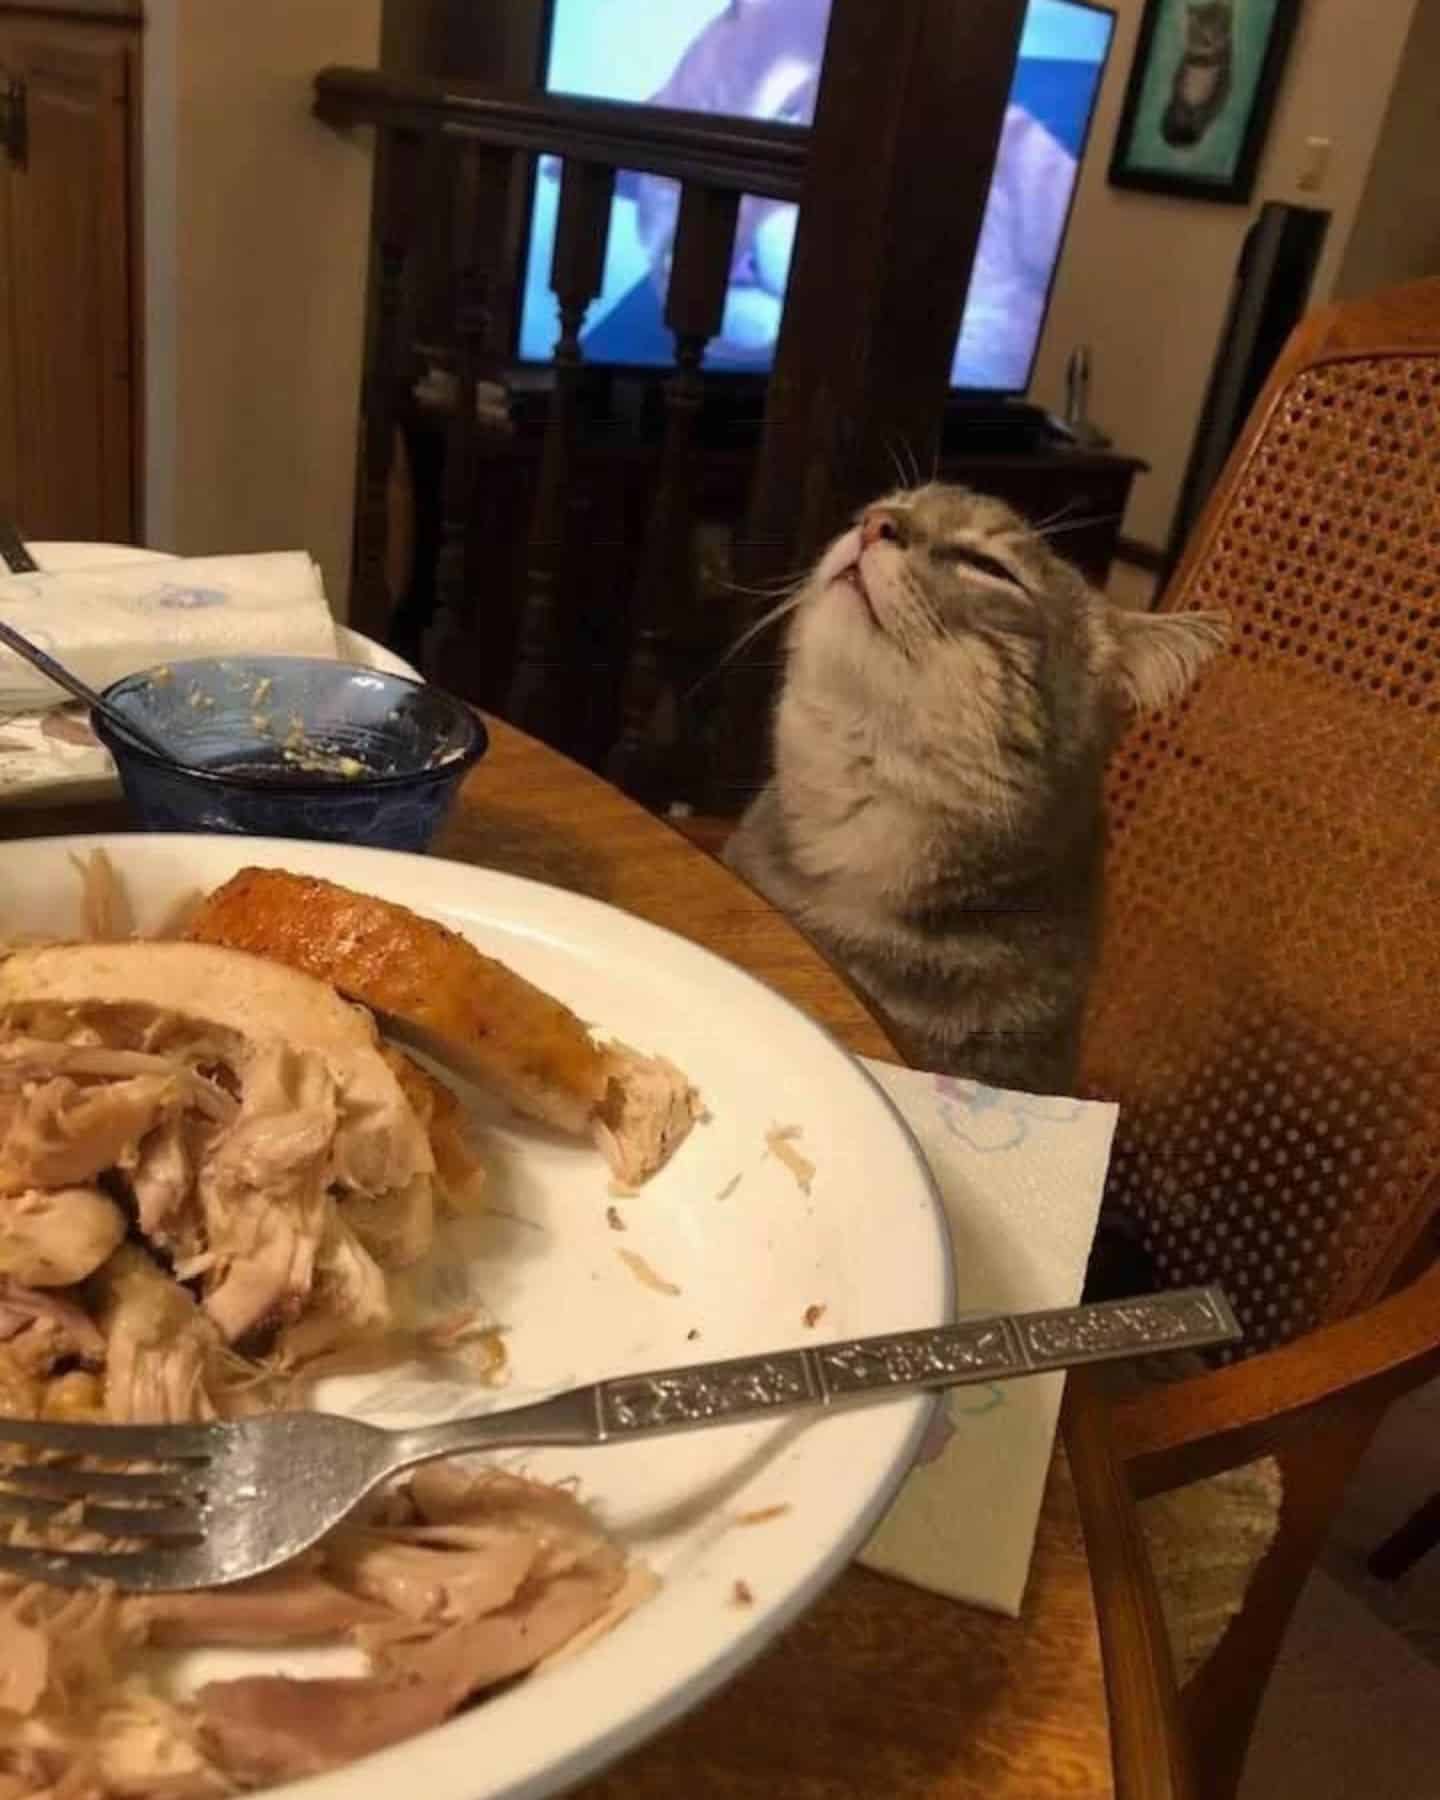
[{"xmin": 383, "ymin": 1286, "xmax": 1239, "ymax": 1471}]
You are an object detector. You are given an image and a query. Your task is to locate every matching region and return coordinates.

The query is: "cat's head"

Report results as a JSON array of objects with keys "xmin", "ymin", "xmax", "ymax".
[{"xmin": 778, "ymin": 482, "xmax": 1227, "ymax": 805}]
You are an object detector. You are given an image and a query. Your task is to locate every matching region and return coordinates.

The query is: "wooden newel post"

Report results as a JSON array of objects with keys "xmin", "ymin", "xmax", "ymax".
[
  {"xmin": 607, "ymin": 182, "xmax": 740, "ymax": 801},
  {"xmin": 351, "ymin": 126, "xmax": 422, "ymax": 644},
  {"xmin": 507, "ymin": 158, "xmax": 616, "ymax": 743},
  {"xmin": 706, "ymin": 0, "xmax": 1028, "ymax": 813},
  {"xmin": 422, "ymin": 139, "xmax": 522, "ymax": 698}
]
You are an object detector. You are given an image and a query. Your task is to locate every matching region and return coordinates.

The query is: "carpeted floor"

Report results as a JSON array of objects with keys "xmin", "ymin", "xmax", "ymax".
[{"xmin": 1240, "ymin": 1378, "xmax": 1440, "ymax": 1798}]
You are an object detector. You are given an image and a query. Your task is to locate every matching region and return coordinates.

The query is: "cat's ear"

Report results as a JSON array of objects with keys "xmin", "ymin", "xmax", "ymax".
[{"xmin": 1106, "ymin": 609, "xmax": 1228, "ymax": 712}]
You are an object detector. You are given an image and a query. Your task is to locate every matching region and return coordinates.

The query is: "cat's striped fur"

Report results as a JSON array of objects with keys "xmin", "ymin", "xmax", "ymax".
[{"xmin": 725, "ymin": 484, "xmax": 1226, "ymax": 1092}]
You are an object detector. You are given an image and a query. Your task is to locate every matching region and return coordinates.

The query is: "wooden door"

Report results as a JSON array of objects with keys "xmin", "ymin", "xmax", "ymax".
[
  {"xmin": 0, "ymin": 16, "xmax": 137, "ymax": 541},
  {"xmin": 0, "ymin": 62, "xmax": 18, "ymax": 522}
]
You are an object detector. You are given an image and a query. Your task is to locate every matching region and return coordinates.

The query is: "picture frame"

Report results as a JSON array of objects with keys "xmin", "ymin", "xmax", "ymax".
[{"xmin": 1109, "ymin": 0, "xmax": 1303, "ymax": 203}]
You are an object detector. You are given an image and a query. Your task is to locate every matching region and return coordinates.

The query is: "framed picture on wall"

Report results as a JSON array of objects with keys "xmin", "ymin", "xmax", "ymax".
[{"xmin": 1109, "ymin": 0, "xmax": 1303, "ymax": 202}]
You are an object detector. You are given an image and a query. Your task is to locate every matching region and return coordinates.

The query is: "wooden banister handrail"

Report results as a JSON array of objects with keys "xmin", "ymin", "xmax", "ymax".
[{"xmin": 314, "ymin": 66, "xmax": 809, "ymax": 202}]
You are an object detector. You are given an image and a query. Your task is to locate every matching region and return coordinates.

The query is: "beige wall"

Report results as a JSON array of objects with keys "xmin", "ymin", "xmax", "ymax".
[
  {"xmin": 1031, "ymin": 0, "xmax": 1421, "ymax": 549},
  {"xmin": 1334, "ymin": 0, "xmax": 1440, "ymax": 298},
  {"xmin": 144, "ymin": 0, "xmax": 381, "ymax": 616}
]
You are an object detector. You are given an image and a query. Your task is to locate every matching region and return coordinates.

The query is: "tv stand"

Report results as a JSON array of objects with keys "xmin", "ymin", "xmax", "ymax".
[
  {"xmin": 503, "ymin": 367, "xmax": 1147, "ymax": 581},
  {"xmin": 942, "ymin": 396, "xmax": 1061, "ymax": 454}
]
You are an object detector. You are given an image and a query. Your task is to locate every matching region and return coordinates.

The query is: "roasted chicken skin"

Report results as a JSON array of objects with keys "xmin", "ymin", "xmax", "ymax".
[
  {"xmin": 188, "ymin": 868, "xmax": 699, "ymax": 1184},
  {"xmin": 188, "ymin": 869, "xmax": 609, "ymax": 1134}
]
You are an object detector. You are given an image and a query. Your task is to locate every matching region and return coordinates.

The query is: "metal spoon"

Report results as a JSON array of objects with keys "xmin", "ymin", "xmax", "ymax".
[{"xmin": 0, "ymin": 615, "xmax": 185, "ymax": 765}]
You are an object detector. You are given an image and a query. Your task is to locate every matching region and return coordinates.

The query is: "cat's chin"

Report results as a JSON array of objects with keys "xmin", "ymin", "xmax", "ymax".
[
  {"xmin": 791, "ymin": 579, "xmax": 888, "ymax": 685},
  {"xmin": 833, "ymin": 567, "xmax": 880, "ymax": 629}
]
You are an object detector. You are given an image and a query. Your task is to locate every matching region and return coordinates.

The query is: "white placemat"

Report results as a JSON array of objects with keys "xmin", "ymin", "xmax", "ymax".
[{"xmin": 858, "ymin": 1063, "xmax": 1117, "ymax": 1616}]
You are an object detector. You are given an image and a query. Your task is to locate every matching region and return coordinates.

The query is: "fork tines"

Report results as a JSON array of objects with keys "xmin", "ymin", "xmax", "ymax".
[
  {"xmin": 0, "ymin": 1416, "xmax": 216, "ymax": 1576},
  {"xmin": 0, "ymin": 1541, "xmax": 207, "ymax": 1591},
  {"xmin": 0, "ymin": 1416, "xmax": 217, "ymax": 1459},
  {"xmin": 0, "ymin": 1486, "xmax": 199, "ymax": 1540}
]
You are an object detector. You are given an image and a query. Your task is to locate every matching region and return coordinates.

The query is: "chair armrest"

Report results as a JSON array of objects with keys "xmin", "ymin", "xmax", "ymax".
[{"xmin": 1113, "ymin": 1258, "xmax": 1440, "ymax": 1497}]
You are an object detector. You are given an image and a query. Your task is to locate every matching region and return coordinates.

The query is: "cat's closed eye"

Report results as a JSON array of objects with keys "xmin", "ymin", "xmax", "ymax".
[{"xmin": 930, "ymin": 544, "xmax": 1029, "ymax": 593}]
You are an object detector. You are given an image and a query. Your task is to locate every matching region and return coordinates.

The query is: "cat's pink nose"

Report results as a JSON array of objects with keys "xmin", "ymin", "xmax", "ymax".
[{"xmin": 861, "ymin": 509, "xmax": 903, "ymax": 550}]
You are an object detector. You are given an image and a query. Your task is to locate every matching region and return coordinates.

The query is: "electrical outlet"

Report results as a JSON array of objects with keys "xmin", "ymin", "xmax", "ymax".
[{"xmin": 1298, "ymin": 136, "xmax": 1333, "ymax": 193}]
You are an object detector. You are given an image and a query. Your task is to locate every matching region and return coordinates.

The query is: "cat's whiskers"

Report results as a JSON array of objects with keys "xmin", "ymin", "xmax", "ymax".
[
  {"xmin": 884, "ymin": 441, "xmax": 908, "ymax": 492},
  {"xmin": 1025, "ymin": 497, "xmax": 1086, "ymax": 537},
  {"xmin": 889, "ymin": 574, "xmax": 948, "ymax": 657},
  {"xmin": 1013, "ymin": 511, "xmax": 1125, "ymax": 546},
  {"xmin": 684, "ymin": 585, "xmax": 813, "ymax": 699},
  {"xmin": 715, "ymin": 574, "xmax": 811, "ymax": 600},
  {"xmin": 884, "ymin": 438, "xmax": 920, "ymax": 494}
]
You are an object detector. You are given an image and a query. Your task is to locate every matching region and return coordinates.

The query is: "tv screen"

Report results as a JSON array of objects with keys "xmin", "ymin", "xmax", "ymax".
[{"xmin": 518, "ymin": 0, "xmax": 1116, "ymax": 394}]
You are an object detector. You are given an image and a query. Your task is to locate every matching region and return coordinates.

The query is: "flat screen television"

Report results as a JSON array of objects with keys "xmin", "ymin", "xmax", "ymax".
[{"xmin": 517, "ymin": 0, "xmax": 1116, "ymax": 396}]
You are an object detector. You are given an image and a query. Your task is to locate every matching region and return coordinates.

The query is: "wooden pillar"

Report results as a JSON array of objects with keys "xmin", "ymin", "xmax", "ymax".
[
  {"xmin": 421, "ymin": 139, "xmax": 524, "ymax": 698},
  {"xmin": 350, "ymin": 126, "xmax": 422, "ymax": 645},
  {"xmin": 507, "ymin": 158, "xmax": 616, "ymax": 745},
  {"xmin": 710, "ymin": 0, "xmax": 1028, "ymax": 810},
  {"xmin": 608, "ymin": 183, "xmax": 740, "ymax": 803},
  {"xmin": 381, "ymin": 0, "xmax": 547, "ymax": 84}
]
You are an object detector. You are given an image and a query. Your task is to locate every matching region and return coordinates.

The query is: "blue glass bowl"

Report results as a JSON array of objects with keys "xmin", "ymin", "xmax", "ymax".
[{"xmin": 93, "ymin": 656, "xmax": 487, "ymax": 852}]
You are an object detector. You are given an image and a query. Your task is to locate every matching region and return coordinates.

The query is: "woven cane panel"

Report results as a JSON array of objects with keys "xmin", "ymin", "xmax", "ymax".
[{"xmin": 1082, "ymin": 353, "xmax": 1440, "ymax": 1358}]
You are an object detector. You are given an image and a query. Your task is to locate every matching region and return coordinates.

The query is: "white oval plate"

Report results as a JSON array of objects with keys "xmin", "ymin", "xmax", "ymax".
[
  {"xmin": 0, "ymin": 544, "xmax": 417, "ymax": 808},
  {"xmin": 1, "ymin": 834, "xmax": 952, "ymax": 1800}
]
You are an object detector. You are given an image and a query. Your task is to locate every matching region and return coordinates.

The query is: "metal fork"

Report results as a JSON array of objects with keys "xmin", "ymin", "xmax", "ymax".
[{"xmin": 0, "ymin": 1286, "xmax": 1238, "ymax": 1592}]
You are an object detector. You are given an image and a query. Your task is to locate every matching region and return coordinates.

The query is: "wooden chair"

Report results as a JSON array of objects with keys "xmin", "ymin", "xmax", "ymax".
[
  {"xmin": 1368, "ymin": 1486, "xmax": 1440, "ymax": 1580},
  {"xmin": 1075, "ymin": 277, "xmax": 1440, "ymax": 1799}
]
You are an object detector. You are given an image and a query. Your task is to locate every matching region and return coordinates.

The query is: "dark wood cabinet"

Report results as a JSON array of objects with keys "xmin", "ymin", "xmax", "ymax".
[{"xmin": 0, "ymin": 4, "xmax": 141, "ymax": 541}]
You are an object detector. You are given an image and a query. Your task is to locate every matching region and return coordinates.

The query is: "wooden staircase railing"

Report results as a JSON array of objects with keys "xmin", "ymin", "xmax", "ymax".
[
  {"xmin": 316, "ymin": 0, "xmax": 1026, "ymax": 813},
  {"xmin": 316, "ymin": 65, "xmax": 807, "ymax": 805}
]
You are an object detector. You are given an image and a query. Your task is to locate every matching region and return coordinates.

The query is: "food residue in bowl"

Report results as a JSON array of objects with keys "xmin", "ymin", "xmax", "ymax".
[{"xmin": 134, "ymin": 665, "xmax": 468, "ymax": 783}]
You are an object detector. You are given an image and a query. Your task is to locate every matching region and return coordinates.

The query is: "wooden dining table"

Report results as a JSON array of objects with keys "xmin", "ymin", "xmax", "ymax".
[{"xmin": 4, "ymin": 715, "xmax": 1192, "ymax": 1800}]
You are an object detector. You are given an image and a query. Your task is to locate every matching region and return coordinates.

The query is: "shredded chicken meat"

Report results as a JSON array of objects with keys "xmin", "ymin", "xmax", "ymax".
[
  {"xmin": 0, "ymin": 1468, "xmax": 641, "ymax": 1798},
  {"xmin": 0, "ymin": 974, "xmax": 439, "ymax": 1356},
  {"xmin": 0, "ymin": 912, "xmax": 652, "ymax": 1797}
]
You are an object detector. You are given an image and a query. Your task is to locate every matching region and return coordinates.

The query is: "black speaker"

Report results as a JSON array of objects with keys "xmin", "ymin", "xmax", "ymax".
[{"xmin": 1162, "ymin": 202, "xmax": 1332, "ymax": 583}]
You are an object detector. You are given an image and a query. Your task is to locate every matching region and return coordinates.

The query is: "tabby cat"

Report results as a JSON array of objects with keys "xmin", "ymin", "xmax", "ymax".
[{"xmin": 725, "ymin": 484, "xmax": 1227, "ymax": 1093}]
